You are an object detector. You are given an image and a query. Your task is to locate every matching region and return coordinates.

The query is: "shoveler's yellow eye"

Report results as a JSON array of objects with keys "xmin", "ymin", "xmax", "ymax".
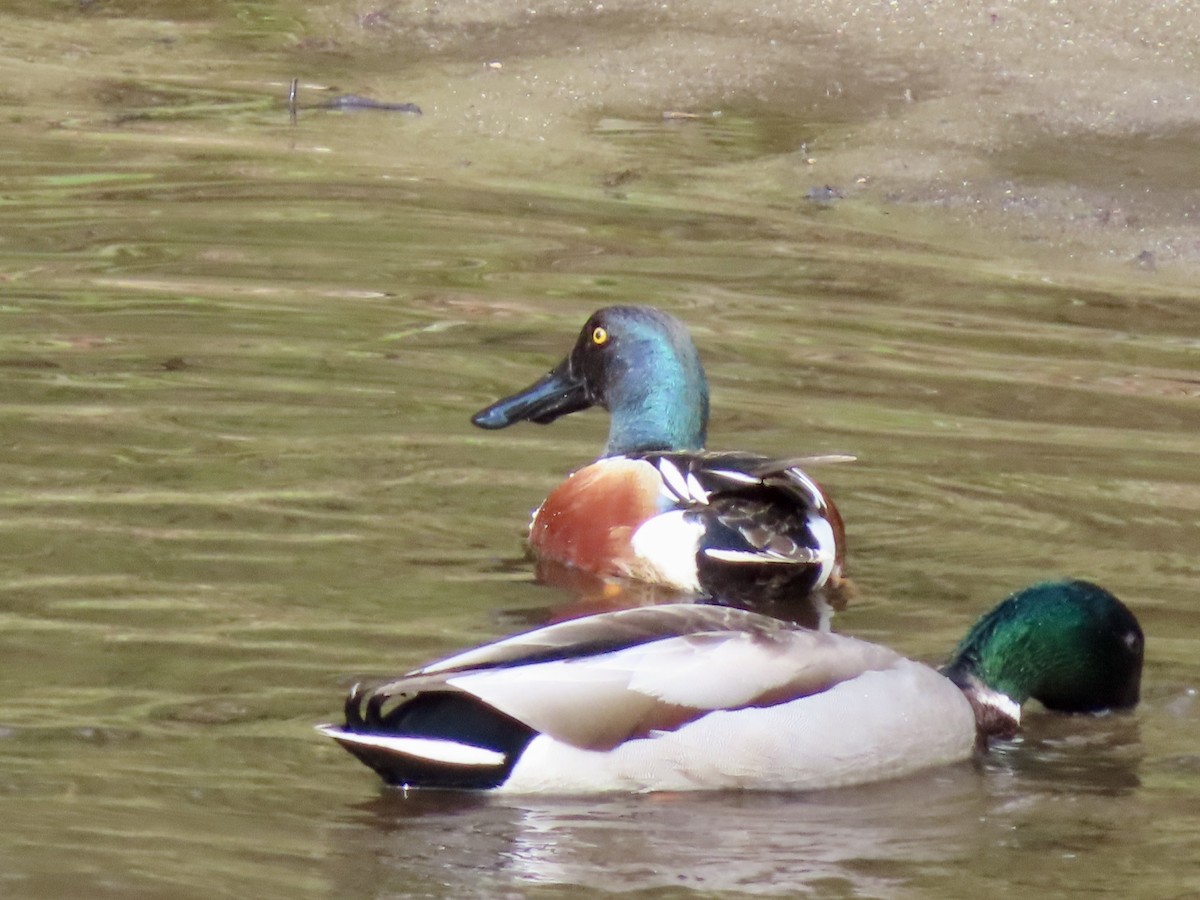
[{"xmin": 592, "ymin": 326, "xmax": 608, "ymax": 345}]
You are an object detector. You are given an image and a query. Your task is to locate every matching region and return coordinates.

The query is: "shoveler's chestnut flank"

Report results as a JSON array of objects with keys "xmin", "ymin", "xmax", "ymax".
[
  {"xmin": 318, "ymin": 580, "xmax": 1144, "ymax": 793},
  {"xmin": 472, "ymin": 306, "xmax": 847, "ymax": 610}
]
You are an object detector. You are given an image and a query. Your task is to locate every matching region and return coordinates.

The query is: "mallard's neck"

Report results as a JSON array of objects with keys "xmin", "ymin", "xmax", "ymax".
[{"xmin": 940, "ymin": 580, "xmax": 1143, "ymax": 731}]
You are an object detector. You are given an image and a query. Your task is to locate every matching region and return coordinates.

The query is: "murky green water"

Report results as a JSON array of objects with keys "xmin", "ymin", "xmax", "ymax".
[{"xmin": 1, "ymin": 3, "xmax": 1198, "ymax": 898}]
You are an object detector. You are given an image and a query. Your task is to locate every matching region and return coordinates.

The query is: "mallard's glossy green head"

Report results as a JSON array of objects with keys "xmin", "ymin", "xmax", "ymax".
[
  {"xmin": 472, "ymin": 306, "xmax": 709, "ymax": 456},
  {"xmin": 941, "ymin": 579, "xmax": 1143, "ymax": 730}
]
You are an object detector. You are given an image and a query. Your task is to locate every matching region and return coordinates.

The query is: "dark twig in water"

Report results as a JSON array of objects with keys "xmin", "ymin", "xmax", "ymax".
[
  {"xmin": 287, "ymin": 79, "xmax": 421, "ymax": 122},
  {"xmin": 324, "ymin": 95, "xmax": 422, "ymax": 113}
]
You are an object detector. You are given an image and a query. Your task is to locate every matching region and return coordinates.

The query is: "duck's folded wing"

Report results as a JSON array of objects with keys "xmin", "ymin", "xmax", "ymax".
[
  {"xmin": 415, "ymin": 604, "xmax": 782, "ymax": 675},
  {"xmin": 392, "ymin": 615, "xmax": 902, "ymax": 751},
  {"xmin": 643, "ymin": 453, "xmax": 842, "ymax": 562},
  {"xmin": 648, "ymin": 451, "xmax": 851, "ymax": 503}
]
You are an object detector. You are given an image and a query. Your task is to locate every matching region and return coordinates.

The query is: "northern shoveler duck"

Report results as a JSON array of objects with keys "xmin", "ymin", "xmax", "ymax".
[
  {"xmin": 471, "ymin": 306, "xmax": 848, "ymax": 613},
  {"xmin": 318, "ymin": 579, "xmax": 1143, "ymax": 793}
]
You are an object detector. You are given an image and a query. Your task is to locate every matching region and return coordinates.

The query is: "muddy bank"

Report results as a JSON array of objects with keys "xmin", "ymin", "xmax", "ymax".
[{"xmin": 306, "ymin": 0, "xmax": 1200, "ymax": 278}]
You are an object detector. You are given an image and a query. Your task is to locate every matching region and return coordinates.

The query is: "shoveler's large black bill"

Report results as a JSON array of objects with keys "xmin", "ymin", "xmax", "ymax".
[{"xmin": 472, "ymin": 356, "xmax": 594, "ymax": 429}]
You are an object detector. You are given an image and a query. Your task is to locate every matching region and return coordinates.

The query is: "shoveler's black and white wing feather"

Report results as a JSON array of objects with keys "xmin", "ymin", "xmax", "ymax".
[{"xmin": 624, "ymin": 451, "xmax": 850, "ymax": 612}]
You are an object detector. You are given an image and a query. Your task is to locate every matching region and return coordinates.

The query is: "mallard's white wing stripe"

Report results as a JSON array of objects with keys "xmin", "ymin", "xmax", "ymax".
[
  {"xmin": 500, "ymin": 661, "xmax": 976, "ymax": 793},
  {"xmin": 315, "ymin": 726, "xmax": 506, "ymax": 767}
]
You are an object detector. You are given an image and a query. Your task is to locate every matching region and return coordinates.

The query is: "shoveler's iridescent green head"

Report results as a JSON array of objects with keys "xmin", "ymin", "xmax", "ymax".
[
  {"xmin": 472, "ymin": 306, "xmax": 709, "ymax": 457},
  {"xmin": 941, "ymin": 579, "xmax": 1144, "ymax": 722}
]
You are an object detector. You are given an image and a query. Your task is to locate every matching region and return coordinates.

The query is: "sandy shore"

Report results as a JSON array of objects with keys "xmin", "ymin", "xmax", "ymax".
[{"xmin": 312, "ymin": 0, "xmax": 1200, "ymax": 278}]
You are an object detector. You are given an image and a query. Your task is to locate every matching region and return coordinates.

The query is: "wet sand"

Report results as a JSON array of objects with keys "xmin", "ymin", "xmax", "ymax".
[{"xmin": 308, "ymin": 0, "xmax": 1200, "ymax": 278}]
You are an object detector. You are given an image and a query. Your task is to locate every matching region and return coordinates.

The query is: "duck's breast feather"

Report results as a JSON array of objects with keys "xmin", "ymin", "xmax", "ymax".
[{"xmin": 529, "ymin": 458, "xmax": 663, "ymax": 572}]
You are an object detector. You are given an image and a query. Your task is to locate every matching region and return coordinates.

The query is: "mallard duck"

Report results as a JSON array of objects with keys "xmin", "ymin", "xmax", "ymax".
[
  {"xmin": 472, "ymin": 305, "xmax": 847, "ymax": 611},
  {"xmin": 318, "ymin": 579, "xmax": 1144, "ymax": 793}
]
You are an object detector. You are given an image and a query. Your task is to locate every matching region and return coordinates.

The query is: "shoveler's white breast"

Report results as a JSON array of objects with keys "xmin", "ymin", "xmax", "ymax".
[
  {"xmin": 498, "ymin": 659, "xmax": 977, "ymax": 794},
  {"xmin": 626, "ymin": 510, "xmax": 706, "ymax": 592}
]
